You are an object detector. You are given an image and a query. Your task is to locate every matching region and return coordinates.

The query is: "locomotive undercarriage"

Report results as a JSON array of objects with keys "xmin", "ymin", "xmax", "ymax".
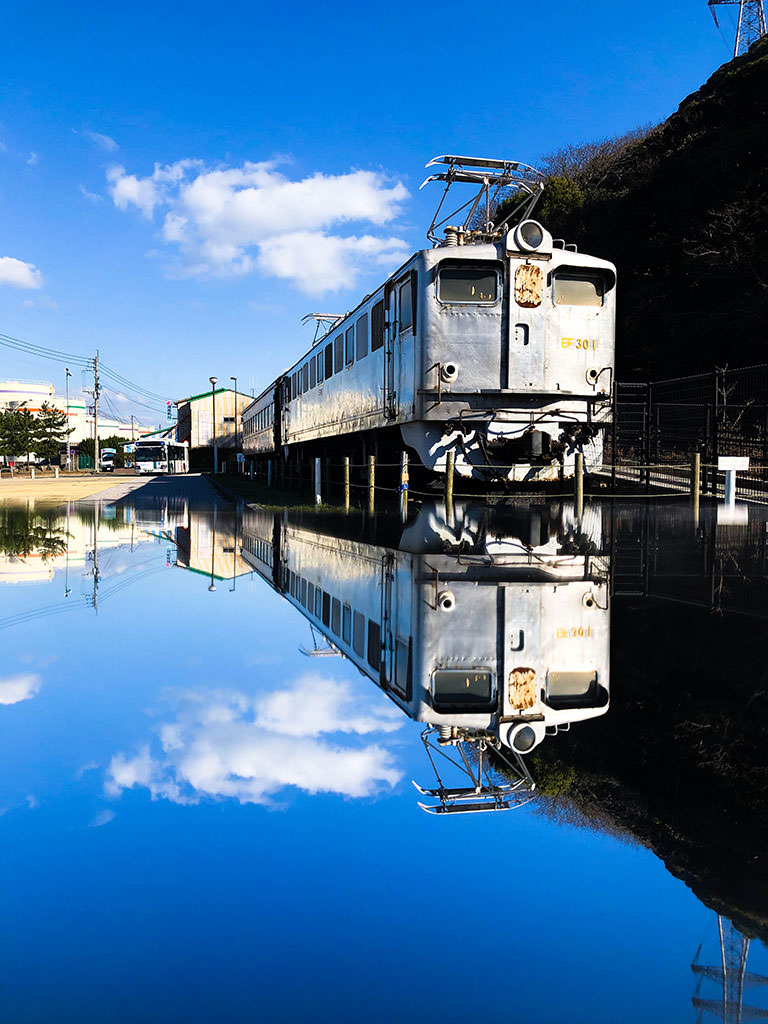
[{"xmin": 401, "ymin": 403, "xmax": 610, "ymax": 483}]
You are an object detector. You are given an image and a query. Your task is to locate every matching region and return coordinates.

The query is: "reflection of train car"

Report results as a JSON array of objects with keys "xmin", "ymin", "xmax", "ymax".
[
  {"xmin": 240, "ymin": 501, "xmax": 610, "ymax": 770},
  {"xmin": 242, "ymin": 156, "xmax": 615, "ymax": 483}
]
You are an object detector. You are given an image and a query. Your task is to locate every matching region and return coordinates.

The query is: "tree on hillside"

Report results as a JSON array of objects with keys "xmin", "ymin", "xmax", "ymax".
[
  {"xmin": 35, "ymin": 402, "xmax": 73, "ymax": 463},
  {"xmin": 0, "ymin": 408, "xmax": 36, "ymax": 464}
]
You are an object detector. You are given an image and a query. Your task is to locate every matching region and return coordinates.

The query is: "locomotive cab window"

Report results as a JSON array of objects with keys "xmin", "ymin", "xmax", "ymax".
[
  {"xmin": 398, "ymin": 279, "xmax": 413, "ymax": 332},
  {"xmin": 437, "ymin": 265, "xmax": 499, "ymax": 304},
  {"xmin": 553, "ymin": 272, "xmax": 605, "ymax": 307}
]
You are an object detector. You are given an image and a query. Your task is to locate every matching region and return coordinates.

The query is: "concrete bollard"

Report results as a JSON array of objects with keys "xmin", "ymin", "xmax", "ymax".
[
  {"xmin": 344, "ymin": 457, "xmax": 350, "ymax": 514},
  {"xmin": 445, "ymin": 449, "xmax": 454, "ymax": 521},
  {"xmin": 314, "ymin": 457, "xmax": 322, "ymax": 506},
  {"xmin": 54, "ymin": 466, "xmax": 60, "ymax": 479},
  {"xmin": 691, "ymin": 452, "xmax": 700, "ymax": 526},
  {"xmin": 368, "ymin": 455, "xmax": 375, "ymax": 516},
  {"xmin": 30, "ymin": 466, "xmax": 35, "ymax": 480},
  {"xmin": 400, "ymin": 451, "xmax": 409, "ymax": 524},
  {"xmin": 574, "ymin": 452, "xmax": 584, "ymax": 521}
]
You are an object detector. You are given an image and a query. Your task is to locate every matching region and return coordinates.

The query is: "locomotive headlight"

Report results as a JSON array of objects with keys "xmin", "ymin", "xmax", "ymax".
[
  {"xmin": 509, "ymin": 219, "xmax": 548, "ymax": 254},
  {"xmin": 505, "ymin": 722, "xmax": 545, "ymax": 753}
]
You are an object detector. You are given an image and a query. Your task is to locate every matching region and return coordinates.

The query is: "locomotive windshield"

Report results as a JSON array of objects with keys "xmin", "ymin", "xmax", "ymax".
[
  {"xmin": 437, "ymin": 266, "xmax": 499, "ymax": 304},
  {"xmin": 553, "ymin": 272, "xmax": 606, "ymax": 307}
]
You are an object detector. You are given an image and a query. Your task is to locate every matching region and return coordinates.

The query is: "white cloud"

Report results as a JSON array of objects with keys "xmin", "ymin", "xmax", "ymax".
[
  {"xmin": 0, "ymin": 673, "xmax": 41, "ymax": 705},
  {"xmin": 79, "ymin": 185, "xmax": 103, "ymax": 203},
  {"xmin": 107, "ymin": 164, "xmax": 160, "ymax": 219},
  {"xmin": 106, "ymin": 158, "xmax": 410, "ymax": 295},
  {"xmin": 89, "ymin": 809, "xmax": 115, "ymax": 828},
  {"xmin": 27, "ymin": 152, "xmax": 38, "ymax": 166},
  {"xmin": 85, "ymin": 130, "xmax": 118, "ymax": 152},
  {"xmin": 105, "ymin": 677, "xmax": 403, "ymax": 805},
  {"xmin": 0, "ymin": 257, "xmax": 43, "ymax": 290}
]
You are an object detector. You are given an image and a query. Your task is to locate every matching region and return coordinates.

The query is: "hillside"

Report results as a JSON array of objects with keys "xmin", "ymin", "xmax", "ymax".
[{"xmin": 539, "ymin": 37, "xmax": 768, "ymax": 379}]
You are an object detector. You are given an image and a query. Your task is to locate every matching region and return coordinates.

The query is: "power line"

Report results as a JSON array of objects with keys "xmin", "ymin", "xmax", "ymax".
[{"xmin": 0, "ymin": 331, "xmax": 91, "ymax": 367}]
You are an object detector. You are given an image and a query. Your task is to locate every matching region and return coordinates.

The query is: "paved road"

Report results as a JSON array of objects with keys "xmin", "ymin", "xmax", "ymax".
[
  {"xmin": 0, "ymin": 471, "xmax": 223, "ymax": 504},
  {"xmin": 77, "ymin": 472, "xmax": 221, "ymax": 503}
]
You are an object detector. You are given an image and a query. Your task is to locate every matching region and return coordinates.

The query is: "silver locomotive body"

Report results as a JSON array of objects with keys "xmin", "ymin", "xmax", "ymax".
[
  {"xmin": 243, "ymin": 224, "xmax": 615, "ymax": 481},
  {"xmin": 239, "ymin": 501, "xmax": 610, "ymax": 757}
]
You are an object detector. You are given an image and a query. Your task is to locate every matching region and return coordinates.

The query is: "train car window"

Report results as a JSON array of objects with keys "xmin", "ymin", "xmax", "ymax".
[
  {"xmin": 437, "ymin": 266, "xmax": 499, "ymax": 304},
  {"xmin": 356, "ymin": 313, "xmax": 369, "ymax": 359},
  {"xmin": 371, "ymin": 301, "xmax": 384, "ymax": 351},
  {"xmin": 353, "ymin": 612, "xmax": 365, "ymax": 656},
  {"xmin": 331, "ymin": 598, "xmax": 341, "ymax": 635},
  {"xmin": 367, "ymin": 620, "xmax": 381, "ymax": 670},
  {"xmin": 309, "ymin": 357, "xmax": 316, "ymax": 389},
  {"xmin": 432, "ymin": 670, "xmax": 494, "ymax": 710},
  {"xmin": 302, "ymin": 363, "xmax": 309, "ymax": 393},
  {"xmin": 342, "ymin": 603, "xmax": 351, "ymax": 644},
  {"xmin": 316, "ymin": 351, "xmax": 324, "ymax": 384},
  {"xmin": 314, "ymin": 587, "xmax": 322, "ymax": 619},
  {"xmin": 345, "ymin": 328, "xmax": 354, "ymax": 366},
  {"xmin": 321, "ymin": 591, "xmax": 330, "ymax": 626},
  {"xmin": 398, "ymin": 280, "xmax": 413, "ymax": 332},
  {"xmin": 300, "ymin": 578, "xmax": 307, "ymax": 607},
  {"xmin": 394, "ymin": 639, "xmax": 412, "ymax": 701},
  {"xmin": 334, "ymin": 334, "xmax": 343, "ymax": 373},
  {"xmin": 307, "ymin": 582, "xmax": 315, "ymax": 613},
  {"xmin": 325, "ymin": 343, "xmax": 333, "ymax": 379},
  {"xmin": 553, "ymin": 273, "xmax": 604, "ymax": 307}
]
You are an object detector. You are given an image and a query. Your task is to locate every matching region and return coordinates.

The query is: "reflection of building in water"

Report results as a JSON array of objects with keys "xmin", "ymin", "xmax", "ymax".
[
  {"xmin": 692, "ymin": 916, "xmax": 768, "ymax": 1022},
  {"xmin": 240, "ymin": 500, "xmax": 611, "ymax": 810},
  {"xmin": 174, "ymin": 506, "xmax": 252, "ymax": 584}
]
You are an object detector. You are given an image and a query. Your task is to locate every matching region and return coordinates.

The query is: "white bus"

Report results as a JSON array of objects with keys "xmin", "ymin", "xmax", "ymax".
[{"xmin": 133, "ymin": 439, "xmax": 189, "ymax": 475}]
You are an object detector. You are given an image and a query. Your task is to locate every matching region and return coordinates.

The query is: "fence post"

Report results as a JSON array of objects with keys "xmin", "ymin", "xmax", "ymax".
[
  {"xmin": 54, "ymin": 466, "xmax": 59, "ymax": 479},
  {"xmin": 368, "ymin": 455, "xmax": 375, "ymax": 515},
  {"xmin": 314, "ymin": 457, "xmax": 322, "ymax": 506},
  {"xmin": 344, "ymin": 457, "xmax": 350, "ymax": 514},
  {"xmin": 400, "ymin": 452, "xmax": 409, "ymax": 523},
  {"xmin": 445, "ymin": 449, "xmax": 454, "ymax": 521},
  {"xmin": 691, "ymin": 452, "xmax": 700, "ymax": 528},
  {"xmin": 30, "ymin": 466, "xmax": 35, "ymax": 480},
  {"xmin": 575, "ymin": 452, "xmax": 584, "ymax": 521}
]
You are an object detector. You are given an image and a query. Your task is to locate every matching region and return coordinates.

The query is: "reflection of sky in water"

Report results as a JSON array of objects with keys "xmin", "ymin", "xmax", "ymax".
[{"xmin": 0, "ymin": 499, "xmax": 766, "ymax": 1023}]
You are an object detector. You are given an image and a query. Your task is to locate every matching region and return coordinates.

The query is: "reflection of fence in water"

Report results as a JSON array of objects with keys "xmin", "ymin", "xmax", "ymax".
[{"xmin": 610, "ymin": 503, "xmax": 768, "ymax": 619}]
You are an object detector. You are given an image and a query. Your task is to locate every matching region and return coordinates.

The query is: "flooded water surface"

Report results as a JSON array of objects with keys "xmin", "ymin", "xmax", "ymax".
[{"xmin": 1, "ymin": 486, "xmax": 767, "ymax": 1023}]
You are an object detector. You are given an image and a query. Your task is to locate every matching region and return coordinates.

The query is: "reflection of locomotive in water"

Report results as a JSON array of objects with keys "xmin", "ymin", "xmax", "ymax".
[
  {"xmin": 240, "ymin": 500, "xmax": 610, "ymax": 810},
  {"xmin": 242, "ymin": 156, "xmax": 615, "ymax": 483}
]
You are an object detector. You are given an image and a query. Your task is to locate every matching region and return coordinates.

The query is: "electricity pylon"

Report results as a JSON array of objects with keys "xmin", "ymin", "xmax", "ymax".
[
  {"xmin": 709, "ymin": 0, "xmax": 767, "ymax": 57},
  {"xmin": 692, "ymin": 916, "xmax": 768, "ymax": 1023}
]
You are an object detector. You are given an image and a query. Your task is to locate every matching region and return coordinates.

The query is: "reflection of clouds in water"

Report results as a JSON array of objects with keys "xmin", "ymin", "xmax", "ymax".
[
  {"xmin": 106, "ymin": 676, "xmax": 403, "ymax": 805},
  {"xmin": 0, "ymin": 673, "xmax": 41, "ymax": 705}
]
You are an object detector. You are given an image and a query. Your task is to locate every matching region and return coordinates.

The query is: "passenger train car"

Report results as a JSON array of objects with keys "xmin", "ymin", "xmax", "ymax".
[
  {"xmin": 243, "ymin": 155, "xmax": 616, "ymax": 483},
  {"xmin": 239, "ymin": 500, "xmax": 611, "ymax": 777}
]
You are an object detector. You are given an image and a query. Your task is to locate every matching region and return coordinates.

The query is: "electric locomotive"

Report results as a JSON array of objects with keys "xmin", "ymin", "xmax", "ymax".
[{"xmin": 242, "ymin": 155, "xmax": 615, "ymax": 483}]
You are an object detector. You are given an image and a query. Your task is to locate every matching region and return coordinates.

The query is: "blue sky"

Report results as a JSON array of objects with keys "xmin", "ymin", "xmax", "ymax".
[{"xmin": 0, "ymin": 0, "xmax": 738, "ymax": 423}]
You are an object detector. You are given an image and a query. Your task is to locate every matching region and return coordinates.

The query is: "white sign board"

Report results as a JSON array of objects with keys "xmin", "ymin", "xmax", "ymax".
[{"xmin": 717, "ymin": 456, "xmax": 749, "ymax": 471}]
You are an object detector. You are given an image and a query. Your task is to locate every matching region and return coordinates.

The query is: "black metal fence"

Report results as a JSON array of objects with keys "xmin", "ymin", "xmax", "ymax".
[{"xmin": 606, "ymin": 364, "xmax": 768, "ymax": 501}]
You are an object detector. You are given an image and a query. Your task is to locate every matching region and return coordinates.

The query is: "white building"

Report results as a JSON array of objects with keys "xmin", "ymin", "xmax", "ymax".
[{"xmin": 0, "ymin": 379, "xmax": 156, "ymax": 446}]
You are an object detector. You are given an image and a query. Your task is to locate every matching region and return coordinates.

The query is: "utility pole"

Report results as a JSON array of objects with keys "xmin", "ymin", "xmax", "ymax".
[
  {"xmin": 230, "ymin": 376, "xmax": 238, "ymax": 451},
  {"xmin": 92, "ymin": 351, "xmax": 101, "ymax": 472},
  {"xmin": 709, "ymin": 0, "xmax": 767, "ymax": 57},
  {"xmin": 65, "ymin": 367, "xmax": 71, "ymax": 470},
  {"xmin": 209, "ymin": 376, "xmax": 218, "ymax": 474},
  {"xmin": 130, "ymin": 414, "xmax": 135, "ymax": 441}
]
